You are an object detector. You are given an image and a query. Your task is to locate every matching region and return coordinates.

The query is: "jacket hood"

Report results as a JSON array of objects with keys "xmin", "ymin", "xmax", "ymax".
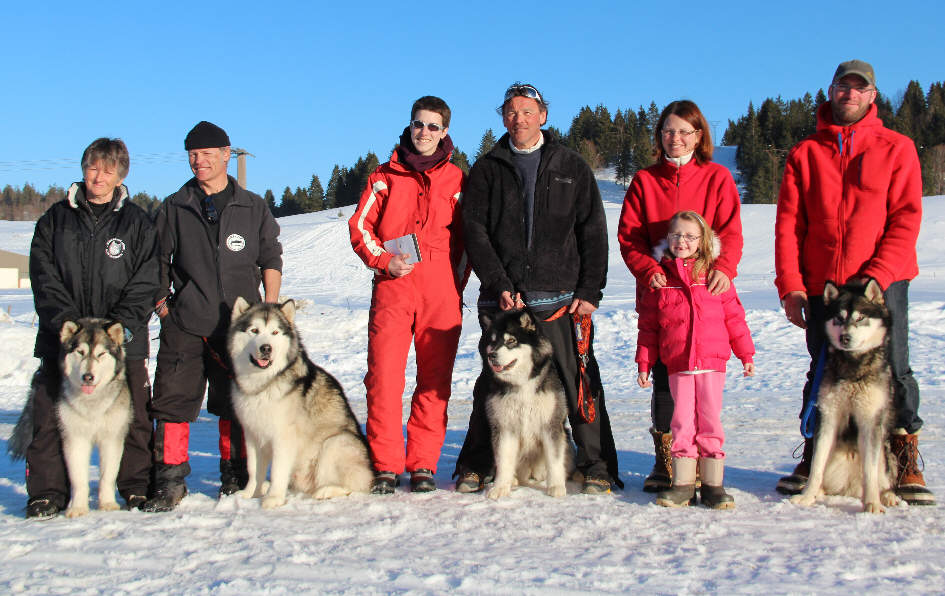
[{"xmin": 67, "ymin": 182, "xmax": 129, "ymax": 210}]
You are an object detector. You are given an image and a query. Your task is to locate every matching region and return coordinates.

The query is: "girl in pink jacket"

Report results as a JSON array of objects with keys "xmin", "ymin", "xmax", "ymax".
[{"xmin": 636, "ymin": 211, "xmax": 755, "ymax": 509}]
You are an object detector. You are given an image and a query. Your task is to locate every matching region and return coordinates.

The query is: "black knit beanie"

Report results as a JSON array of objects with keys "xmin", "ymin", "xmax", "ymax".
[{"xmin": 184, "ymin": 121, "xmax": 230, "ymax": 150}]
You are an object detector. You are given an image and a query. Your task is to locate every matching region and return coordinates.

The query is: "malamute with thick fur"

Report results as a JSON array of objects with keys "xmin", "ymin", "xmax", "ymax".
[
  {"xmin": 791, "ymin": 280, "xmax": 899, "ymax": 513},
  {"xmin": 9, "ymin": 318, "xmax": 132, "ymax": 518},
  {"xmin": 479, "ymin": 309, "xmax": 573, "ymax": 500},
  {"xmin": 228, "ymin": 297, "xmax": 373, "ymax": 509}
]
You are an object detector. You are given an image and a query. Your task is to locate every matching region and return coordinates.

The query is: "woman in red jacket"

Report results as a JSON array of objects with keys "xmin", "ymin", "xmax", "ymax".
[
  {"xmin": 637, "ymin": 211, "xmax": 755, "ymax": 509},
  {"xmin": 348, "ymin": 96, "xmax": 466, "ymax": 494},
  {"xmin": 617, "ymin": 100, "xmax": 744, "ymax": 492}
]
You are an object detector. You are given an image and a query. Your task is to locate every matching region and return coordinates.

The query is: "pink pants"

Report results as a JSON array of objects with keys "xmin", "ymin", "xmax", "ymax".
[{"xmin": 668, "ymin": 371, "xmax": 726, "ymax": 459}]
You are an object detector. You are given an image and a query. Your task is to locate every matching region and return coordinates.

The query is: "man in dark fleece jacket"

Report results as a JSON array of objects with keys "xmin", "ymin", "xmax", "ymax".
[
  {"xmin": 143, "ymin": 121, "xmax": 282, "ymax": 512},
  {"xmin": 453, "ymin": 83, "xmax": 621, "ymax": 494}
]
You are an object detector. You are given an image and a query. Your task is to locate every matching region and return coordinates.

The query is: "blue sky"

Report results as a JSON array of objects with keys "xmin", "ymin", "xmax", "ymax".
[{"xmin": 2, "ymin": 1, "xmax": 941, "ymax": 200}]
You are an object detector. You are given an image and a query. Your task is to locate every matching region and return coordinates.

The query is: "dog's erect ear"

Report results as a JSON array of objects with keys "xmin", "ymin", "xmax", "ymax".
[
  {"xmin": 280, "ymin": 299, "xmax": 296, "ymax": 323},
  {"xmin": 232, "ymin": 296, "xmax": 251, "ymax": 321},
  {"xmin": 823, "ymin": 281, "xmax": 839, "ymax": 305},
  {"xmin": 479, "ymin": 312, "xmax": 494, "ymax": 330},
  {"xmin": 105, "ymin": 321, "xmax": 125, "ymax": 346},
  {"xmin": 519, "ymin": 310, "xmax": 536, "ymax": 331},
  {"xmin": 60, "ymin": 320, "xmax": 79, "ymax": 344},
  {"xmin": 863, "ymin": 279, "xmax": 884, "ymax": 304}
]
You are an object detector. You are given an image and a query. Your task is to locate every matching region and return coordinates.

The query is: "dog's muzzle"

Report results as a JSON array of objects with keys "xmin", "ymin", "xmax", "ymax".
[{"xmin": 250, "ymin": 344, "xmax": 273, "ymax": 368}]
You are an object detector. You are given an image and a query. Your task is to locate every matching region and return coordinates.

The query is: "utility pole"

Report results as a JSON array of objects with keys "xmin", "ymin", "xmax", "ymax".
[{"xmin": 231, "ymin": 148, "xmax": 255, "ymax": 189}]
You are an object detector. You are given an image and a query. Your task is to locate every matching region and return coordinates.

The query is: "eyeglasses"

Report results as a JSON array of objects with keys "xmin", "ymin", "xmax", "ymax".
[
  {"xmin": 504, "ymin": 84, "xmax": 544, "ymax": 104},
  {"xmin": 661, "ymin": 128, "xmax": 699, "ymax": 138},
  {"xmin": 411, "ymin": 120, "xmax": 445, "ymax": 132},
  {"xmin": 668, "ymin": 233, "xmax": 701, "ymax": 243},
  {"xmin": 832, "ymin": 83, "xmax": 875, "ymax": 95}
]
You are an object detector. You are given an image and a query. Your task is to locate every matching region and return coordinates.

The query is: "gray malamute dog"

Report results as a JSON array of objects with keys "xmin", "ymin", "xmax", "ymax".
[
  {"xmin": 228, "ymin": 297, "xmax": 373, "ymax": 509},
  {"xmin": 479, "ymin": 309, "xmax": 573, "ymax": 500},
  {"xmin": 791, "ymin": 280, "xmax": 899, "ymax": 513},
  {"xmin": 9, "ymin": 318, "xmax": 132, "ymax": 517}
]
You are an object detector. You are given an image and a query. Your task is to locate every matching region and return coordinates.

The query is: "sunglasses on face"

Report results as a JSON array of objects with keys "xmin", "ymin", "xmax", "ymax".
[
  {"xmin": 411, "ymin": 120, "xmax": 445, "ymax": 132},
  {"xmin": 504, "ymin": 84, "xmax": 543, "ymax": 104}
]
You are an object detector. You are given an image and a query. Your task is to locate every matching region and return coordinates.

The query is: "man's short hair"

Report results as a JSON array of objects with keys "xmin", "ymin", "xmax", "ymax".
[
  {"xmin": 81, "ymin": 138, "xmax": 130, "ymax": 179},
  {"xmin": 497, "ymin": 82, "xmax": 548, "ymax": 115},
  {"xmin": 412, "ymin": 96, "xmax": 451, "ymax": 128}
]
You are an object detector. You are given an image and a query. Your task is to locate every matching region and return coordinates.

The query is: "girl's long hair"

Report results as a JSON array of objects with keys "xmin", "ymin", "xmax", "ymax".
[{"xmin": 666, "ymin": 210, "xmax": 716, "ymax": 282}]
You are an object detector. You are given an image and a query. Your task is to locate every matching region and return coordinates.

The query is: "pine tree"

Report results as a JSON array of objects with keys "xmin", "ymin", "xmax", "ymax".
[
  {"xmin": 263, "ymin": 189, "xmax": 278, "ymax": 216},
  {"xmin": 324, "ymin": 165, "xmax": 341, "ymax": 210},
  {"xmin": 305, "ymin": 175, "xmax": 324, "ymax": 212},
  {"xmin": 451, "ymin": 148, "xmax": 470, "ymax": 174},
  {"xmin": 280, "ymin": 186, "xmax": 298, "ymax": 215},
  {"xmin": 475, "ymin": 129, "xmax": 497, "ymax": 161}
]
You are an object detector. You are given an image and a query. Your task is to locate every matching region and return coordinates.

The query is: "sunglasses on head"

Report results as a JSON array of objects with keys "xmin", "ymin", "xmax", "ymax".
[
  {"xmin": 411, "ymin": 120, "xmax": 445, "ymax": 132},
  {"xmin": 504, "ymin": 84, "xmax": 543, "ymax": 104}
]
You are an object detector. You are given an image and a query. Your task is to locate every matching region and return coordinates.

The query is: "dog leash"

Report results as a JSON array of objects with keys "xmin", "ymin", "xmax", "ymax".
[
  {"xmin": 543, "ymin": 307, "xmax": 596, "ymax": 424},
  {"xmin": 202, "ymin": 337, "xmax": 234, "ymax": 379},
  {"xmin": 799, "ymin": 345, "xmax": 826, "ymax": 439}
]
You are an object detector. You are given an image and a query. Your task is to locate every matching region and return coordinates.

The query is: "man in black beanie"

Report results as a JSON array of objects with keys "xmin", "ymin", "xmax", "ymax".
[{"xmin": 142, "ymin": 121, "xmax": 283, "ymax": 512}]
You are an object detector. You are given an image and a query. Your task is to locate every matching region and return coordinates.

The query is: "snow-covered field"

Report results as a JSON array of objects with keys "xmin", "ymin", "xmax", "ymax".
[{"xmin": 1, "ymin": 154, "xmax": 944, "ymax": 593}]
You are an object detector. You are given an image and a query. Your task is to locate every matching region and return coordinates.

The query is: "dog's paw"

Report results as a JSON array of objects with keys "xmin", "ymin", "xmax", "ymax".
[
  {"xmin": 487, "ymin": 484, "xmax": 512, "ymax": 500},
  {"xmin": 863, "ymin": 501, "xmax": 887, "ymax": 514},
  {"xmin": 98, "ymin": 500, "xmax": 120, "ymax": 512},
  {"xmin": 261, "ymin": 495, "xmax": 286, "ymax": 509},
  {"xmin": 237, "ymin": 488, "xmax": 257, "ymax": 500},
  {"xmin": 313, "ymin": 486, "xmax": 350, "ymax": 500},
  {"xmin": 790, "ymin": 493, "xmax": 816, "ymax": 507},
  {"xmin": 546, "ymin": 484, "xmax": 566, "ymax": 498},
  {"xmin": 881, "ymin": 490, "xmax": 900, "ymax": 507},
  {"xmin": 65, "ymin": 506, "xmax": 89, "ymax": 518}
]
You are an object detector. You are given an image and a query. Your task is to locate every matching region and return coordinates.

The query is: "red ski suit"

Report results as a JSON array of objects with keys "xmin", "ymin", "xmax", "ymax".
[
  {"xmin": 617, "ymin": 159, "xmax": 743, "ymax": 287},
  {"xmin": 349, "ymin": 149, "xmax": 466, "ymax": 474}
]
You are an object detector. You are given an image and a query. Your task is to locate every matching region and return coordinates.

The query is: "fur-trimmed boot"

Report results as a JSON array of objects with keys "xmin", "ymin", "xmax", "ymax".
[
  {"xmin": 643, "ymin": 427, "xmax": 673, "ymax": 492},
  {"xmin": 699, "ymin": 457, "xmax": 735, "ymax": 510},
  {"xmin": 656, "ymin": 457, "xmax": 697, "ymax": 507},
  {"xmin": 891, "ymin": 430, "xmax": 936, "ymax": 506}
]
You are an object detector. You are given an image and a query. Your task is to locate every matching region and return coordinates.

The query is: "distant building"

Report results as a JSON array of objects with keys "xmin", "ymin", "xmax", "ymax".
[{"xmin": 0, "ymin": 249, "xmax": 29, "ymax": 289}]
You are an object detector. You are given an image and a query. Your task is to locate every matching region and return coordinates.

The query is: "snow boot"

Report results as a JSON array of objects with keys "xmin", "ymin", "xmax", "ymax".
[
  {"xmin": 410, "ymin": 469, "xmax": 436, "ymax": 493},
  {"xmin": 656, "ymin": 457, "xmax": 697, "ymax": 507},
  {"xmin": 371, "ymin": 471, "xmax": 399, "ymax": 495},
  {"xmin": 643, "ymin": 427, "xmax": 673, "ymax": 493},
  {"xmin": 699, "ymin": 457, "xmax": 735, "ymax": 510},
  {"xmin": 455, "ymin": 471, "xmax": 485, "ymax": 493},
  {"xmin": 124, "ymin": 494, "xmax": 148, "ymax": 511},
  {"xmin": 26, "ymin": 497, "xmax": 63, "ymax": 520},
  {"xmin": 218, "ymin": 419, "xmax": 247, "ymax": 497},
  {"xmin": 218, "ymin": 458, "xmax": 248, "ymax": 497},
  {"xmin": 582, "ymin": 476, "xmax": 612, "ymax": 495},
  {"xmin": 891, "ymin": 430, "xmax": 936, "ymax": 506},
  {"xmin": 141, "ymin": 462, "xmax": 190, "ymax": 512},
  {"xmin": 776, "ymin": 439, "xmax": 812, "ymax": 495}
]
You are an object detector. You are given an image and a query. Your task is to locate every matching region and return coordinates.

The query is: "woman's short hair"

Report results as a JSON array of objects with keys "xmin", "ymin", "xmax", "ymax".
[
  {"xmin": 653, "ymin": 100, "xmax": 713, "ymax": 163},
  {"xmin": 411, "ymin": 96, "xmax": 451, "ymax": 128},
  {"xmin": 81, "ymin": 137, "xmax": 130, "ymax": 179}
]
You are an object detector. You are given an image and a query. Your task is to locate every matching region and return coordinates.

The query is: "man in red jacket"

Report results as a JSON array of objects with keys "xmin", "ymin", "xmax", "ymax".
[{"xmin": 774, "ymin": 60, "xmax": 932, "ymax": 505}]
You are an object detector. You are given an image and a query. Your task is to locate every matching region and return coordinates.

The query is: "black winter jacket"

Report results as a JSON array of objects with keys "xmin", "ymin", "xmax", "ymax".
[
  {"xmin": 156, "ymin": 176, "xmax": 282, "ymax": 337},
  {"xmin": 30, "ymin": 183, "xmax": 159, "ymax": 360},
  {"xmin": 462, "ymin": 131, "xmax": 608, "ymax": 305}
]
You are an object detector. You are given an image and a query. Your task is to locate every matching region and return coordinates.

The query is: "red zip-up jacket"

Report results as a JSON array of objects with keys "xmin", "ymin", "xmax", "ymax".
[
  {"xmin": 775, "ymin": 103, "xmax": 921, "ymax": 297},
  {"xmin": 617, "ymin": 159, "xmax": 743, "ymax": 287},
  {"xmin": 349, "ymin": 148, "xmax": 466, "ymax": 285},
  {"xmin": 636, "ymin": 257, "xmax": 754, "ymax": 375}
]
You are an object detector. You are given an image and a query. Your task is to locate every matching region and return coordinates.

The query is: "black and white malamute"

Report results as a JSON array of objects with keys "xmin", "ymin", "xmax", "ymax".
[
  {"xmin": 9, "ymin": 318, "xmax": 132, "ymax": 517},
  {"xmin": 791, "ymin": 280, "xmax": 899, "ymax": 513},
  {"xmin": 479, "ymin": 309, "xmax": 573, "ymax": 499},
  {"xmin": 227, "ymin": 297, "xmax": 373, "ymax": 509}
]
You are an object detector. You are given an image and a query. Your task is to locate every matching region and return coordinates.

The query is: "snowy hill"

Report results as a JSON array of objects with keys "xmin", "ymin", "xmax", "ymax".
[{"xmin": 0, "ymin": 182, "xmax": 943, "ymax": 593}]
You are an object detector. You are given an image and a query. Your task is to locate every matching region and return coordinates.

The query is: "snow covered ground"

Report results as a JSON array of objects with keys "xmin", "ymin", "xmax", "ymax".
[{"xmin": 1, "ymin": 165, "xmax": 944, "ymax": 593}]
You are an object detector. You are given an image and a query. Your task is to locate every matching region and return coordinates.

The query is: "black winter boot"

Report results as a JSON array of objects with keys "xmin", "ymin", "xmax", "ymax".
[
  {"xmin": 141, "ymin": 462, "xmax": 190, "ymax": 513},
  {"xmin": 219, "ymin": 458, "xmax": 248, "ymax": 497},
  {"xmin": 776, "ymin": 439, "xmax": 812, "ymax": 495}
]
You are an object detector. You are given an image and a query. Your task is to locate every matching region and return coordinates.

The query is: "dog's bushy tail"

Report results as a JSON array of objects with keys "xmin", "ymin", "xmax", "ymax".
[{"xmin": 7, "ymin": 388, "xmax": 35, "ymax": 461}]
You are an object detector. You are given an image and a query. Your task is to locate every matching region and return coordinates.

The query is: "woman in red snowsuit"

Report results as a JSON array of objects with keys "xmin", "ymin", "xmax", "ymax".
[{"xmin": 348, "ymin": 96, "xmax": 466, "ymax": 494}]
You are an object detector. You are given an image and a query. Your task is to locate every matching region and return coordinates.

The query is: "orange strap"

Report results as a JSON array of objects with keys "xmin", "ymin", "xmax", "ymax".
[{"xmin": 542, "ymin": 307, "xmax": 596, "ymax": 423}]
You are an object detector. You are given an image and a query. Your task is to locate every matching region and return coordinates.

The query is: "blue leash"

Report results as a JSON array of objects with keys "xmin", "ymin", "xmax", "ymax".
[{"xmin": 800, "ymin": 345, "xmax": 827, "ymax": 439}]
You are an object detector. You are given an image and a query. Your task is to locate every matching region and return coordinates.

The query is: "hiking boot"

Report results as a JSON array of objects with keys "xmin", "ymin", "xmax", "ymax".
[
  {"xmin": 26, "ymin": 497, "xmax": 62, "ymax": 520},
  {"xmin": 371, "ymin": 471, "xmax": 399, "ymax": 495},
  {"xmin": 582, "ymin": 476, "xmax": 612, "ymax": 495},
  {"xmin": 141, "ymin": 483, "xmax": 187, "ymax": 512},
  {"xmin": 455, "ymin": 471, "xmax": 485, "ymax": 493},
  {"xmin": 656, "ymin": 457, "xmax": 697, "ymax": 507},
  {"xmin": 776, "ymin": 439, "xmax": 812, "ymax": 495},
  {"xmin": 891, "ymin": 431, "xmax": 936, "ymax": 506},
  {"xmin": 219, "ymin": 458, "xmax": 248, "ymax": 498},
  {"xmin": 699, "ymin": 457, "xmax": 735, "ymax": 510},
  {"xmin": 124, "ymin": 495, "xmax": 148, "ymax": 511},
  {"xmin": 410, "ymin": 469, "xmax": 436, "ymax": 493},
  {"xmin": 643, "ymin": 427, "xmax": 673, "ymax": 493}
]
